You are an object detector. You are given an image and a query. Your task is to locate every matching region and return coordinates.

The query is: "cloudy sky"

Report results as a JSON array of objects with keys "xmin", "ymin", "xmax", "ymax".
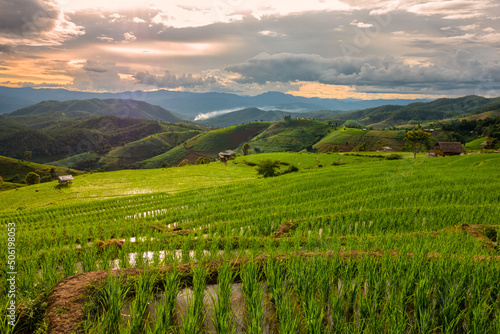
[{"xmin": 0, "ymin": 0, "xmax": 499, "ymax": 99}]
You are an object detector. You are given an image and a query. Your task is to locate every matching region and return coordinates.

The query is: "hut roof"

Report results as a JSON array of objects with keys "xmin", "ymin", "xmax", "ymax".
[
  {"xmin": 481, "ymin": 141, "xmax": 488, "ymax": 146},
  {"xmin": 219, "ymin": 150, "xmax": 236, "ymax": 156},
  {"xmin": 57, "ymin": 175, "xmax": 74, "ymax": 182},
  {"xmin": 434, "ymin": 142, "xmax": 466, "ymax": 153}
]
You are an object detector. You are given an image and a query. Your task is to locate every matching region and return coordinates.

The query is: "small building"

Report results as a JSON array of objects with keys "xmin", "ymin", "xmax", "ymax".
[
  {"xmin": 433, "ymin": 142, "xmax": 466, "ymax": 157},
  {"xmin": 218, "ymin": 150, "xmax": 236, "ymax": 162},
  {"xmin": 377, "ymin": 146, "xmax": 395, "ymax": 152},
  {"xmin": 57, "ymin": 175, "xmax": 73, "ymax": 185},
  {"xmin": 481, "ymin": 140, "xmax": 488, "ymax": 148}
]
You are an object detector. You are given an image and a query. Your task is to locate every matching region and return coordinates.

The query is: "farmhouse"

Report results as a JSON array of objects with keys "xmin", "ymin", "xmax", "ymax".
[
  {"xmin": 219, "ymin": 150, "xmax": 236, "ymax": 162},
  {"xmin": 57, "ymin": 175, "xmax": 73, "ymax": 185},
  {"xmin": 377, "ymin": 146, "xmax": 395, "ymax": 152},
  {"xmin": 433, "ymin": 142, "xmax": 466, "ymax": 156}
]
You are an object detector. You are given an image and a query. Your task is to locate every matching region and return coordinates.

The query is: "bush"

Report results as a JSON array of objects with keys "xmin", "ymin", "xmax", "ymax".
[
  {"xmin": 483, "ymin": 227, "xmax": 497, "ymax": 242},
  {"xmin": 385, "ymin": 154, "xmax": 403, "ymax": 160},
  {"xmin": 256, "ymin": 159, "xmax": 281, "ymax": 178},
  {"xmin": 161, "ymin": 161, "xmax": 169, "ymax": 168},
  {"xmin": 195, "ymin": 157, "xmax": 211, "ymax": 165},
  {"xmin": 281, "ymin": 164, "xmax": 299, "ymax": 175},
  {"xmin": 25, "ymin": 172, "xmax": 40, "ymax": 185},
  {"xmin": 178, "ymin": 159, "xmax": 190, "ymax": 167}
]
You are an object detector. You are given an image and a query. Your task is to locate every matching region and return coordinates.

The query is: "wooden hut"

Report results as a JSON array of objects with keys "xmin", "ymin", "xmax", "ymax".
[
  {"xmin": 57, "ymin": 175, "xmax": 73, "ymax": 185},
  {"xmin": 377, "ymin": 146, "xmax": 395, "ymax": 152},
  {"xmin": 433, "ymin": 142, "xmax": 465, "ymax": 156},
  {"xmin": 218, "ymin": 150, "xmax": 236, "ymax": 162}
]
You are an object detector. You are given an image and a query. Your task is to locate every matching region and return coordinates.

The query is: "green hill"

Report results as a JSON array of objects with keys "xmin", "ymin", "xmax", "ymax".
[
  {"xmin": 0, "ymin": 155, "xmax": 84, "ymax": 190},
  {"xmin": 0, "ymin": 115, "xmax": 203, "ymax": 169},
  {"xmin": 6, "ymin": 98, "xmax": 184, "ymax": 128},
  {"xmin": 314, "ymin": 128, "xmax": 407, "ymax": 152},
  {"xmin": 248, "ymin": 119, "xmax": 331, "ymax": 153},
  {"xmin": 196, "ymin": 107, "xmax": 345, "ymax": 127},
  {"xmin": 98, "ymin": 126, "xmax": 205, "ymax": 170},
  {"xmin": 338, "ymin": 95, "xmax": 499, "ymax": 128},
  {"xmin": 143, "ymin": 122, "xmax": 271, "ymax": 167}
]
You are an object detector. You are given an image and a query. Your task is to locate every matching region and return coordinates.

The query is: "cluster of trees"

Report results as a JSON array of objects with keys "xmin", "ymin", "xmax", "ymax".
[{"xmin": 441, "ymin": 117, "xmax": 500, "ymax": 143}]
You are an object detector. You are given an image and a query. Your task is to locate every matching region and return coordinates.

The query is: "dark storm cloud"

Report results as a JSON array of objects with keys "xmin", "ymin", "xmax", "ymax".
[
  {"xmin": 0, "ymin": 45, "xmax": 13, "ymax": 53},
  {"xmin": 133, "ymin": 71, "xmax": 217, "ymax": 88},
  {"xmin": 0, "ymin": 0, "xmax": 59, "ymax": 37},
  {"xmin": 226, "ymin": 51, "xmax": 500, "ymax": 89}
]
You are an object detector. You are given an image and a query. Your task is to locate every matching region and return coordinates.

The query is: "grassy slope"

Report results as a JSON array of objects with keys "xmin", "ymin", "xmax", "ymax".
[
  {"xmin": 314, "ymin": 128, "xmax": 406, "ymax": 152},
  {"xmin": 0, "ymin": 155, "xmax": 84, "ymax": 185},
  {"xmin": 249, "ymin": 119, "xmax": 331, "ymax": 153},
  {"xmin": 143, "ymin": 122, "xmax": 271, "ymax": 167},
  {"xmin": 0, "ymin": 162, "xmax": 255, "ymax": 211},
  {"xmin": 465, "ymin": 136, "xmax": 488, "ymax": 150},
  {"xmin": 99, "ymin": 128, "xmax": 204, "ymax": 170},
  {"xmin": 235, "ymin": 152, "xmax": 384, "ymax": 168},
  {"xmin": 1, "ymin": 152, "xmax": 499, "ymax": 333}
]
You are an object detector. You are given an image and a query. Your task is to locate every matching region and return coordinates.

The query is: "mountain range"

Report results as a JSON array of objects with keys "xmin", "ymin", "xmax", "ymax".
[{"xmin": 0, "ymin": 86, "xmax": 429, "ymax": 119}]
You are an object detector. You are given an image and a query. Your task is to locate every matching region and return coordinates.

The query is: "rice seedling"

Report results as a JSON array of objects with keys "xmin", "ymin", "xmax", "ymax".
[
  {"xmin": 149, "ymin": 268, "xmax": 180, "ymax": 333},
  {"xmin": 241, "ymin": 260, "xmax": 265, "ymax": 334},
  {"xmin": 210, "ymin": 261, "xmax": 236, "ymax": 334}
]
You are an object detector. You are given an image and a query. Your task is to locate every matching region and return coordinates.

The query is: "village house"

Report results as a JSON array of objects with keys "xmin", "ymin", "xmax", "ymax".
[
  {"xmin": 433, "ymin": 142, "xmax": 466, "ymax": 156},
  {"xmin": 57, "ymin": 175, "xmax": 73, "ymax": 186},
  {"xmin": 218, "ymin": 150, "xmax": 236, "ymax": 162},
  {"xmin": 377, "ymin": 146, "xmax": 395, "ymax": 152}
]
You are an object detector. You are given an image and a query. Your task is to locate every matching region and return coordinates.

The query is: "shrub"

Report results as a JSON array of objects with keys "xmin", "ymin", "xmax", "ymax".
[
  {"xmin": 256, "ymin": 160, "xmax": 281, "ymax": 178},
  {"xmin": 25, "ymin": 172, "xmax": 40, "ymax": 185},
  {"xmin": 385, "ymin": 154, "xmax": 403, "ymax": 160},
  {"xmin": 161, "ymin": 161, "xmax": 169, "ymax": 168},
  {"xmin": 195, "ymin": 157, "xmax": 211, "ymax": 165},
  {"xmin": 178, "ymin": 159, "xmax": 190, "ymax": 167},
  {"xmin": 483, "ymin": 227, "xmax": 497, "ymax": 242},
  {"xmin": 281, "ymin": 165, "xmax": 299, "ymax": 175}
]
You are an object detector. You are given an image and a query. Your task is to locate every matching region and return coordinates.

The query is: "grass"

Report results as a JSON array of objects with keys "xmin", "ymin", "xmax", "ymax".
[
  {"xmin": 0, "ymin": 155, "xmax": 84, "ymax": 185},
  {"xmin": 248, "ymin": 119, "xmax": 330, "ymax": 153},
  {"xmin": 0, "ymin": 161, "xmax": 255, "ymax": 211},
  {"xmin": 0, "ymin": 152, "xmax": 499, "ymax": 333},
  {"xmin": 465, "ymin": 136, "xmax": 488, "ymax": 150}
]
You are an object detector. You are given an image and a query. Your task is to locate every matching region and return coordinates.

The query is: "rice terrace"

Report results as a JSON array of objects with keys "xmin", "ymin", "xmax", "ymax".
[{"xmin": 1, "ymin": 149, "xmax": 500, "ymax": 333}]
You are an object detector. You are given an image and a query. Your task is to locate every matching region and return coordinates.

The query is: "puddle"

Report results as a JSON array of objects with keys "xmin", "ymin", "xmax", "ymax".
[{"xmin": 121, "ymin": 283, "xmax": 276, "ymax": 333}]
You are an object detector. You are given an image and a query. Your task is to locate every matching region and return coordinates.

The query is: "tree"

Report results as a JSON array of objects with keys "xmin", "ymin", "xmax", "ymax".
[
  {"xmin": 195, "ymin": 156, "xmax": 211, "ymax": 165},
  {"xmin": 404, "ymin": 130, "xmax": 432, "ymax": 158},
  {"xmin": 242, "ymin": 142, "xmax": 250, "ymax": 156},
  {"xmin": 24, "ymin": 151, "xmax": 32, "ymax": 163},
  {"xmin": 25, "ymin": 172, "xmax": 40, "ymax": 185},
  {"xmin": 256, "ymin": 159, "xmax": 281, "ymax": 178},
  {"xmin": 177, "ymin": 159, "xmax": 190, "ymax": 167},
  {"xmin": 50, "ymin": 167, "xmax": 57, "ymax": 180},
  {"xmin": 161, "ymin": 161, "xmax": 169, "ymax": 168}
]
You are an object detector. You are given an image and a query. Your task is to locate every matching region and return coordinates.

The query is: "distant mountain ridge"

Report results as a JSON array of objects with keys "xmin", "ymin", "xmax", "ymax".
[
  {"xmin": 0, "ymin": 86, "xmax": 429, "ymax": 118},
  {"xmin": 336, "ymin": 95, "xmax": 500, "ymax": 128},
  {"xmin": 6, "ymin": 98, "xmax": 183, "ymax": 128}
]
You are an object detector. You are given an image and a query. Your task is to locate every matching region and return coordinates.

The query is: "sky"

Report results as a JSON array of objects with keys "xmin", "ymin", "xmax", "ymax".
[{"xmin": 0, "ymin": 0, "xmax": 499, "ymax": 99}]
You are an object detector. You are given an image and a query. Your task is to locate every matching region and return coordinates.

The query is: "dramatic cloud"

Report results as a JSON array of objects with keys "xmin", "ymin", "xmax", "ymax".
[
  {"xmin": 133, "ymin": 71, "xmax": 217, "ymax": 89},
  {"xmin": 226, "ymin": 51, "xmax": 500, "ymax": 93},
  {"xmin": 0, "ymin": 0, "xmax": 499, "ymax": 97},
  {"xmin": 0, "ymin": 0, "xmax": 84, "ymax": 46}
]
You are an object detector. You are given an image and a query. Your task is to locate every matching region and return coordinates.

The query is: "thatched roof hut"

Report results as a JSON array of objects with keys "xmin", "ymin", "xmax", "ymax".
[
  {"xmin": 218, "ymin": 150, "xmax": 236, "ymax": 162},
  {"xmin": 433, "ymin": 142, "xmax": 465, "ymax": 156},
  {"xmin": 57, "ymin": 175, "xmax": 73, "ymax": 185},
  {"xmin": 377, "ymin": 146, "xmax": 395, "ymax": 152}
]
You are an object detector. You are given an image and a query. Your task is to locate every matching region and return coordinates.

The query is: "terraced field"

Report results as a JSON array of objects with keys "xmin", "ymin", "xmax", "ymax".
[{"xmin": 1, "ymin": 153, "xmax": 499, "ymax": 333}]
